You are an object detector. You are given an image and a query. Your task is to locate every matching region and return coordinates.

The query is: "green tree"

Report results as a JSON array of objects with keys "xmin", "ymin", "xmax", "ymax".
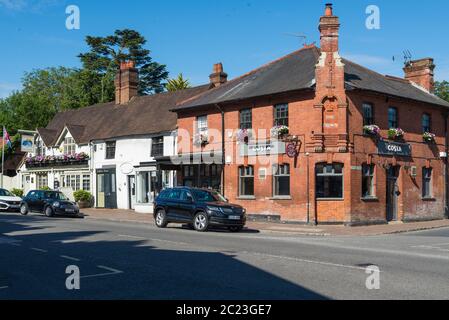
[
  {"xmin": 166, "ymin": 73, "xmax": 191, "ymax": 92},
  {"xmin": 78, "ymin": 29, "xmax": 169, "ymax": 98},
  {"xmin": 435, "ymin": 81, "xmax": 449, "ymax": 102}
]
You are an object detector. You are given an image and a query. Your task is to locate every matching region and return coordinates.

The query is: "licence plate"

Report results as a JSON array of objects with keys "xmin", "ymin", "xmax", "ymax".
[
  {"xmin": 10, "ymin": 205, "xmax": 20, "ymax": 209},
  {"xmin": 229, "ymin": 215, "xmax": 241, "ymax": 220},
  {"xmin": 65, "ymin": 208, "xmax": 75, "ymax": 213}
]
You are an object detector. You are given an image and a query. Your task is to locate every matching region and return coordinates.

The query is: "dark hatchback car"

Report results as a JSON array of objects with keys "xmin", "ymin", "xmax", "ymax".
[
  {"xmin": 20, "ymin": 190, "xmax": 81, "ymax": 217},
  {"xmin": 154, "ymin": 187, "xmax": 247, "ymax": 232}
]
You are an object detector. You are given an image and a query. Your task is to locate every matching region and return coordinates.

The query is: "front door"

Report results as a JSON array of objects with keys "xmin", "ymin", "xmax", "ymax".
[
  {"xmin": 386, "ymin": 166, "xmax": 399, "ymax": 222},
  {"xmin": 96, "ymin": 169, "xmax": 117, "ymax": 209},
  {"xmin": 128, "ymin": 175, "xmax": 136, "ymax": 210}
]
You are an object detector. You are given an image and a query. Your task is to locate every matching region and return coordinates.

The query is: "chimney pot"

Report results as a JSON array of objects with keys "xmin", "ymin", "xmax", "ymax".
[{"xmin": 325, "ymin": 3, "xmax": 333, "ymax": 16}]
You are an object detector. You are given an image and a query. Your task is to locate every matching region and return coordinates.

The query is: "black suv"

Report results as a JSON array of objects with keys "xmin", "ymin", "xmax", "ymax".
[
  {"xmin": 20, "ymin": 190, "xmax": 81, "ymax": 217},
  {"xmin": 154, "ymin": 187, "xmax": 247, "ymax": 232}
]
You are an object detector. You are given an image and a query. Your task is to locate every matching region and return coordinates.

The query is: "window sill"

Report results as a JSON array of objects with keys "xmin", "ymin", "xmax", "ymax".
[
  {"xmin": 237, "ymin": 196, "xmax": 256, "ymax": 200},
  {"xmin": 316, "ymin": 198, "xmax": 344, "ymax": 201},
  {"xmin": 361, "ymin": 196, "xmax": 379, "ymax": 202},
  {"xmin": 270, "ymin": 196, "xmax": 292, "ymax": 201}
]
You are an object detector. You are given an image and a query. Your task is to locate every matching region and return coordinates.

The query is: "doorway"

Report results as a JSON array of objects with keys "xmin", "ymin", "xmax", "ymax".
[
  {"xmin": 386, "ymin": 166, "xmax": 399, "ymax": 222},
  {"xmin": 128, "ymin": 175, "xmax": 136, "ymax": 210},
  {"xmin": 96, "ymin": 168, "xmax": 117, "ymax": 209}
]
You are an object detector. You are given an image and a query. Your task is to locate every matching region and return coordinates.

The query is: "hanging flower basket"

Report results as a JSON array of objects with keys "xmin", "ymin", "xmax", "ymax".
[
  {"xmin": 270, "ymin": 125, "xmax": 289, "ymax": 139},
  {"xmin": 363, "ymin": 125, "xmax": 380, "ymax": 137},
  {"xmin": 194, "ymin": 133, "xmax": 209, "ymax": 147},
  {"xmin": 236, "ymin": 129, "xmax": 252, "ymax": 144},
  {"xmin": 423, "ymin": 132, "xmax": 436, "ymax": 143},
  {"xmin": 387, "ymin": 128, "xmax": 405, "ymax": 140}
]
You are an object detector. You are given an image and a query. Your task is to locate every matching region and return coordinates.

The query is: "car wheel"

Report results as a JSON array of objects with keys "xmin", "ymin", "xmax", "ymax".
[
  {"xmin": 20, "ymin": 204, "xmax": 29, "ymax": 216},
  {"xmin": 228, "ymin": 226, "xmax": 243, "ymax": 233},
  {"xmin": 155, "ymin": 209, "xmax": 168, "ymax": 228},
  {"xmin": 44, "ymin": 206, "xmax": 54, "ymax": 217},
  {"xmin": 193, "ymin": 212, "xmax": 209, "ymax": 232}
]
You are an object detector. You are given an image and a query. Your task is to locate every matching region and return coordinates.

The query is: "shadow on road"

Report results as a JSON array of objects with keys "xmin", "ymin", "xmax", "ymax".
[{"xmin": 0, "ymin": 214, "xmax": 327, "ymax": 300}]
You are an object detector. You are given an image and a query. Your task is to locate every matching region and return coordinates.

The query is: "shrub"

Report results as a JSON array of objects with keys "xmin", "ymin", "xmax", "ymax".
[
  {"xmin": 10, "ymin": 188, "xmax": 24, "ymax": 197},
  {"xmin": 74, "ymin": 190, "xmax": 93, "ymax": 202}
]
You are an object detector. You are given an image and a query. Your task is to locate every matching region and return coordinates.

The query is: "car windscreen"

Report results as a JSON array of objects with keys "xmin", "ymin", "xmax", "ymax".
[
  {"xmin": 0, "ymin": 189, "xmax": 14, "ymax": 197},
  {"xmin": 192, "ymin": 190, "xmax": 226, "ymax": 203},
  {"xmin": 44, "ymin": 192, "xmax": 69, "ymax": 201}
]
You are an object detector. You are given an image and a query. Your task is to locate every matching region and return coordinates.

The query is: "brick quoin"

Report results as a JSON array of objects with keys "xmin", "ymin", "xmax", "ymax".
[{"xmin": 174, "ymin": 4, "xmax": 449, "ymax": 225}]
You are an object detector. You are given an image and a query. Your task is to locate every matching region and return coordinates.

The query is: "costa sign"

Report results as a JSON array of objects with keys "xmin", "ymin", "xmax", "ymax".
[{"xmin": 378, "ymin": 140, "xmax": 412, "ymax": 157}]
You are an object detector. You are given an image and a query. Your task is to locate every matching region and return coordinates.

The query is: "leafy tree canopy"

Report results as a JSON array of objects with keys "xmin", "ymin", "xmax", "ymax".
[
  {"xmin": 78, "ymin": 29, "xmax": 169, "ymax": 97},
  {"xmin": 435, "ymin": 81, "xmax": 449, "ymax": 102}
]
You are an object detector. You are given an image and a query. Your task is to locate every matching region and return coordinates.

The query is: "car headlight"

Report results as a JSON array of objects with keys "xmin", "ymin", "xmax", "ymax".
[
  {"xmin": 53, "ymin": 202, "xmax": 61, "ymax": 208},
  {"xmin": 207, "ymin": 206, "xmax": 223, "ymax": 215},
  {"xmin": 242, "ymin": 208, "xmax": 246, "ymax": 214}
]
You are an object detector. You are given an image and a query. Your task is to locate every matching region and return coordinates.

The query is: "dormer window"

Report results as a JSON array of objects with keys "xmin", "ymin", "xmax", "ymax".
[{"xmin": 63, "ymin": 137, "xmax": 76, "ymax": 155}]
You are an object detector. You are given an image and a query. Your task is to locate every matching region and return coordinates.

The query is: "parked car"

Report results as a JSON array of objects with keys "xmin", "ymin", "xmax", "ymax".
[
  {"xmin": 0, "ymin": 189, "xmax": 23, "ymax": 212},
  {"xmin": 20, "ymin": 190, "xmax": 82, "ymax": 218},
  {"xmin": 154, "ymin": 187, "xmax": 246, "ymax": 232}
]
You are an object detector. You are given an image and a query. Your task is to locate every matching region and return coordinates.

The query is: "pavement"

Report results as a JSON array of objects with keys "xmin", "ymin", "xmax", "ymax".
[
  {"xmin": 81, "ymin": 208, "xmax": 449, "ymax": 236},
  {"xmin": 1, "ymin": 211, "xmax": 449, "ymax": 300}
]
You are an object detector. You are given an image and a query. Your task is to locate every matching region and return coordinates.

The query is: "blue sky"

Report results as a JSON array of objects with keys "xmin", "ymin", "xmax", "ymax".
[{"xmin": 1, "ymin": 0, "xmax": 448, "ymax": 98}]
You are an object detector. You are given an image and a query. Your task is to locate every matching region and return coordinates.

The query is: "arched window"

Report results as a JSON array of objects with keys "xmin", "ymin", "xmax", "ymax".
[
  {"xmin": 388, "ymin": 107, "xmax": 398, "ymax": 128},
  {"xmin": 316, "ymin": 163, "xmax": 344, "ymax": 199}
]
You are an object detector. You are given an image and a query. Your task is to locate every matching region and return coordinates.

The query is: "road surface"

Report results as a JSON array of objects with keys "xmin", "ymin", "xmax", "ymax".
[{"xmin": 1, "ymin": 212, "xmax": 449, "ymax": 299}]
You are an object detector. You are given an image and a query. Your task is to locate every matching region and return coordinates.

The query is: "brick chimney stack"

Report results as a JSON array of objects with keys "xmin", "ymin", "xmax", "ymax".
[
  {"xmin": 209, "ymin": 63, "xmax": 228, "ymax": 88},
  {"xmin": 403, "ymin": 58, "xmax": 435, "ymax": 93},
  {"xmin": 115, "ymin": 61, "xmax": 139, "ymax": 105},
  {"xmin": 315, "ymin": 3, "xmax": 345, "ymax": 94}
]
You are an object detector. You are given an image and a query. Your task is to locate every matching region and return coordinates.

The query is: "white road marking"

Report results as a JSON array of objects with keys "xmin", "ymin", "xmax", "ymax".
[
  {"xmin": 60, "ymin": 255, "xmax": 81, "ymax": 262},
  {"xmin": 80, "ymin": 265, "xmax": 123, "ymax": 279},
  {"xmin": 118, "ymin": 234, "xmax": 146, "ymax": 240},
  {"xmin": 8, "ymin": 243, "xmax": 21, "ymax": 247},
  {"xmin": 238, "ymin": 251, "xmax": 378, "ymax": 272},
  {"xmin": 0, "ymin": 286, "xmax": 8, "ymax": 290},
  {"xmin": 30, "ymin": 247, "xmax": 48, "ymax": 253}
]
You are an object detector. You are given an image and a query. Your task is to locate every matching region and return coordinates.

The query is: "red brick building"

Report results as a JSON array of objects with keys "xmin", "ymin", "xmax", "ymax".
[{"xmin": 170, "ymin": 4, "xmax": 449, "ymax": 225}]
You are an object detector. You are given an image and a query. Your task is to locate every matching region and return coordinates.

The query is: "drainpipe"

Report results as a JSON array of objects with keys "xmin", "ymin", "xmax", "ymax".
[
  {"xmin": 306, "ymin": 152, "xmax": 311, "ymax": 225},
  {"xmin": 445, "ymin": 112, "xmax": 449, "ymax": 219},
  {"xmin": 214, "ymin": 104, "xmax": 226, "ymax": 197}
]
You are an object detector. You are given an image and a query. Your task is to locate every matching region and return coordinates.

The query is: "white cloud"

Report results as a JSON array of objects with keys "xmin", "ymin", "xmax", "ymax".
[
  {"xmin": 0, "ymin": 0, "xmax": 62, "ymax": 12},
  {"xmin": 0, "ymin": 83, "xmax": 21, "ymax": 99}
]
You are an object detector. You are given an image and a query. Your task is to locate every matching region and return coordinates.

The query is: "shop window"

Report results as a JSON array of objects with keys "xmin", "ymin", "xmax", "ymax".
[
  {"xmin": 36, "ymin": 174, "xmax": 48, "ymax": 190},
  {"xmin": 240, "ymin": 108, "xmax": 252, "ymax": 129},
  {"xmin": 422, "ymin": 113, "xmax": 432, "ymax": 133},
  {"xmin": 388, "ymin": 107, "xmax": 398, "ymax": 128},
  {"xmin": 422, "ymin": 168, "xmax": 433, "ymax": 198},
  {"xmin": 362, "ymin": 103, "xmax": 374, "ymax": 126},
  {"xmin": 274, "ymin": 104, "xmax": 289, "ymax": 126},
  {"xmin": 63, "ymin": 137, "xmax": 76, "ymax": 155},
  {"xmin": 316, "ymin": 163, "xmax": 344, "ymax": 199},
  {"xmin": 239, "ymin": 166, "xmax": 254, "ymax": 197},
  {"xmin": 151, "ymin": 137, "xmax": 164, "ymax": 158},
  {"xmin": 105, "ymin": 141, "xmax": 116, "ymax": 159},
  {"xmin": 273, "ymin": 164, "xmax": 290, "ymax": 197},
  {"xmin": 136, "ymin": 171, "xmax": 151, "ymax": 204},
  {"xmin": 362, "ymin": 164, "xmax": 375, "ymax": 198}
]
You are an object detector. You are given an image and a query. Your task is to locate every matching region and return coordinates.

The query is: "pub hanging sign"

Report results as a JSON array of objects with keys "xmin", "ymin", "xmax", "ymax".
[{"xmin": 377, "ymin": 140, "xmax": 412, "ymax": 157}]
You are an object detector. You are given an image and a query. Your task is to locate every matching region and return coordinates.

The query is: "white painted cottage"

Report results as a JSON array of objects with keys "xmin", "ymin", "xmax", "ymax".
[{"xmin": 17, "ymin": 62, "xmax": 209, "ymax": 213}]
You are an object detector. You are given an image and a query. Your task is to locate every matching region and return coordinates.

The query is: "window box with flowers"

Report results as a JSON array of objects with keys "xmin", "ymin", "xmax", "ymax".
[
  {"xmin": 270, "ymin": 125, "xmax": 290, "ymax": 140},
  {"xmin": 423, "ymin": 132, "xmax": 436, "ymax": 143},
  {"xmin": 194, "ymin": 133, "xmax": 209, "ymax": 147},
  {"xmin": 26, "ymin": 153, "xmax": 89, "ymax": 168},
  {"xmin": 387, "ymin": 128, "xmax": 405, "ymax": 140},
  {"xmin": 236, "ymin": 129, "xmax": 253, "ymax": 144},
  {"xmin": 363, "ymin": 125, "xmax": 380, "ymax": 137}
]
